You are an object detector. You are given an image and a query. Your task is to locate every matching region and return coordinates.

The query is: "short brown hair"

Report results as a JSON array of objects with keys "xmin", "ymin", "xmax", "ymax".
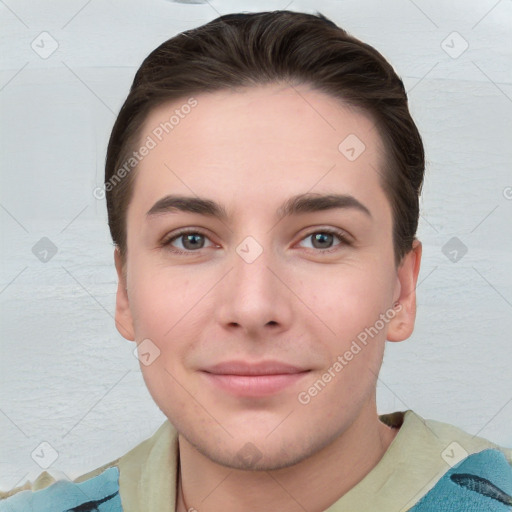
[{"xmin": 105, "ymin": 10, "xmax": 424, "ymax": 268}]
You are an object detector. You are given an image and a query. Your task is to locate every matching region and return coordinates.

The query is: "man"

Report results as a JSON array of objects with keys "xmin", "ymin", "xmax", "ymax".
[{"xmin": 1, "ymin": 10, "xmax": 511, "ymax": 512}]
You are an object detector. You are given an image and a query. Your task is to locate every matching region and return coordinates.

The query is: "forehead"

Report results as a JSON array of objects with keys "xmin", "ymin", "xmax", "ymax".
[{"xmin": 129, "ymin": 84, "xmax": 390, "ymax": 224}]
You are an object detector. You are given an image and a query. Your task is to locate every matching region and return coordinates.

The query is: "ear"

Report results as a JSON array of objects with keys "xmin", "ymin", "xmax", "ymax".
[
  {"xmin": 114, "ymin": 247, "xmax": 135, "ymax": 341},
  {"xmin": 386, "ymin": 239, "xmax": 422, "ymax": 342}
]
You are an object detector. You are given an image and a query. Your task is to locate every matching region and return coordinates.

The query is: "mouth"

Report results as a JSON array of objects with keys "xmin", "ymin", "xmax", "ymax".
[{"xmin": 200, "ymin": 360, "xmax": 311, "ymax": 397}]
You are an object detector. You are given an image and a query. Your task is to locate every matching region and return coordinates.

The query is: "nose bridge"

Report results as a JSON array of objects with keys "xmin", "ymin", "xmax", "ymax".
[
  {"xmin": 215, "ymin": 233, "xmax": 291, "ymax": 331},
  {"xmin": 232, "ymin": 236, "xmax": 278, "ymax": 303}
]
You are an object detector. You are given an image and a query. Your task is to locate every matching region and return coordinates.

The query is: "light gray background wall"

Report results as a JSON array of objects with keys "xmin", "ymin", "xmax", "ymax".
[{"xmin": 1, "ymin": 0, "xmax": 511, "ymax": 490}]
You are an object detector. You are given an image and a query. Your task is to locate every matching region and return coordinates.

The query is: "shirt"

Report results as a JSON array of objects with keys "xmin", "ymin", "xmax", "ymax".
[{"xmin": 1, "ymin": 409, "xmax": 511, "ymax": 511}]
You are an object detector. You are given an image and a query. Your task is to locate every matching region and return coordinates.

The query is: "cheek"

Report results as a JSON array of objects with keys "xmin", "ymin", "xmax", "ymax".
[
  {"xmin": 306, "ymin": 271, "xmax": 394, "ymax": 403},
  {"xmin": 313, "ymin": 265, "xmax": 393, "ymax": 340},
  {"xmin": 127, "ymin": 258, "xmax": 193, "ymax": 338},
  {"xmin": 299, "ymin": 281, "xmax": 389, "ymax": 412},
  {"xmin": 129, "ymin": 268, "xmax": 197, "ymax": 414},
  {"xmin": 128, "ymin": 262, "xmax": 212, "ymax": 384}
]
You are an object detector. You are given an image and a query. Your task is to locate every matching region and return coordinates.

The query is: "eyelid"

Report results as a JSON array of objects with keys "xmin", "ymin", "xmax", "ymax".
[
  {"xmin": 295, "ymin": 226, "xmax": 353, "ymax": 252},
  {"xmin": 160, "ymin": 227, "xmax": 216, "ymax": 253},
  {"xmin": 161, "ymin": 226, "xmax": 353, "ymax": 255},
  {"xmin": 297, "ymin": 225, "xmax": 353, "ymax": 243}
]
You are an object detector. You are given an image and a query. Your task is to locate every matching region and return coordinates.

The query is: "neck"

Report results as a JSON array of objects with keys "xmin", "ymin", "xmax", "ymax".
[{"xmin": 175, "ymin": 401, "xmax": 399, "ymax": 512}]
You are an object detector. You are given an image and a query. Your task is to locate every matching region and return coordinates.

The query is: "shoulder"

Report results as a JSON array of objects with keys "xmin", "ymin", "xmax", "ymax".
[
  {"xmin": 0, "ymin": 420, "xmax": 175, "ymax": 511},
  {"xmin": 381, "ymin": 409, "xmax": 512, "ymax": 466},
  {"xmin": 0, "ymin": 456, "xmax": 121, "ymax": 497},
  {"xmin": 409, "ymin": 447, "xmax": 512, "ymax": 511},
  {"xmin": 420, "ymin": 412, "xmax": 512, "ymax": 466},
  {"xmin": 0, "ymin": 465, "xmax": 122, "ymax": 511},
  {"xmin": 0, "ymin": 470, "xmax": 63, "ymax": 499},
  {"xmin": 399, "ymin": 411, "xmax": 512, "ymax": 511}
]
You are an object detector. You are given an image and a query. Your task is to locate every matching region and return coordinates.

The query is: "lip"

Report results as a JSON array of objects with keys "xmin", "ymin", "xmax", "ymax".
[
  {"xmin": 202, "ymin": 360, "xmax": 308, "ymax": 375},
  {"xmin": 200, "ymin": 360, "xmax": 311, "ymax": 397}
]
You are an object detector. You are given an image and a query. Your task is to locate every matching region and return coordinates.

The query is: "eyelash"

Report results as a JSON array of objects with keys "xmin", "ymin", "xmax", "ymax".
[{"xmin": 160, "ymin": 227, "xmax": 352, "ymax": 256}]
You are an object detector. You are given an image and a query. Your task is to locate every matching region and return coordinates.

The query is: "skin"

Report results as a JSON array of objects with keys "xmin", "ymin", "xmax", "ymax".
[{"xmin": 114, "ymin": 83, "xmax": 422, "ymax": 512}]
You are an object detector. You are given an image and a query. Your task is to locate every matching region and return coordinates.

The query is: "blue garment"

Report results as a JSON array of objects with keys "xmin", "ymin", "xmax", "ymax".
[
  {"xmin": 410, "ymin": 449, "xmax": 512, "ymax": 512},
  {"xmin": 0, "ymin": 467, "xmax": 121, "ymax": 512}
]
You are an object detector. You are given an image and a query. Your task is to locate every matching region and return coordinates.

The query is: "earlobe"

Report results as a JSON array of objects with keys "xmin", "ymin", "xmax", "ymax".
[
  {"xmin": 114, "ymin": 247, "xmax": 135, "ymax": 341},
  {"xmin": 386, "ymin": 239, "xmax": 422, "ymax": 342}
]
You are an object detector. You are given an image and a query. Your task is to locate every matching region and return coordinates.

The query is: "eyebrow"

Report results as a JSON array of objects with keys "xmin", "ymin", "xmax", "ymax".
[{"xmin": 146, "ymin": 192, "xmax": 372, "ymax": 221}]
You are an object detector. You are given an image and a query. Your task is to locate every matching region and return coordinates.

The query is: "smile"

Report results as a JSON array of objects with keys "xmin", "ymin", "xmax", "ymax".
[{"xmin": 200, "ymin": 372, "xmax": 311, "ymax": 397}]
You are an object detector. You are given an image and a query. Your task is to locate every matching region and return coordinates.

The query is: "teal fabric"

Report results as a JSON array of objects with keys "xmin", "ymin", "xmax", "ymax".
[
  {"xmin": 410, "ymin": 449, "xmax": 512, "ymax": 511},
  {"xmin": 0, "ymin": 466, "xmax": 122, "ymax": 512}
]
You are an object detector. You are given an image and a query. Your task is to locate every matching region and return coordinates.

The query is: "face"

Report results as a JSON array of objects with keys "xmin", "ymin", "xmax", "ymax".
[{"xmin": 114, "ymin": 83, "xmax": 421, "ymax": 471}]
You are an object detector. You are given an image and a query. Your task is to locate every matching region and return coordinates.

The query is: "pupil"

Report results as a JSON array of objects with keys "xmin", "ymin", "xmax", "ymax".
[
  {"xmin": 314, "ymin": 233, "xmax": 332, "ymax": 248},
  {"xmin": 185, "ymin": 234, "xmax": 203, "ymax": 249}
]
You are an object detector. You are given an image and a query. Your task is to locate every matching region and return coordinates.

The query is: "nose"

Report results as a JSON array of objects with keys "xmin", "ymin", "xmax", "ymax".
[{"xmin": 214, "ymin": 240, "xmax": 293, "ymax": 336}]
